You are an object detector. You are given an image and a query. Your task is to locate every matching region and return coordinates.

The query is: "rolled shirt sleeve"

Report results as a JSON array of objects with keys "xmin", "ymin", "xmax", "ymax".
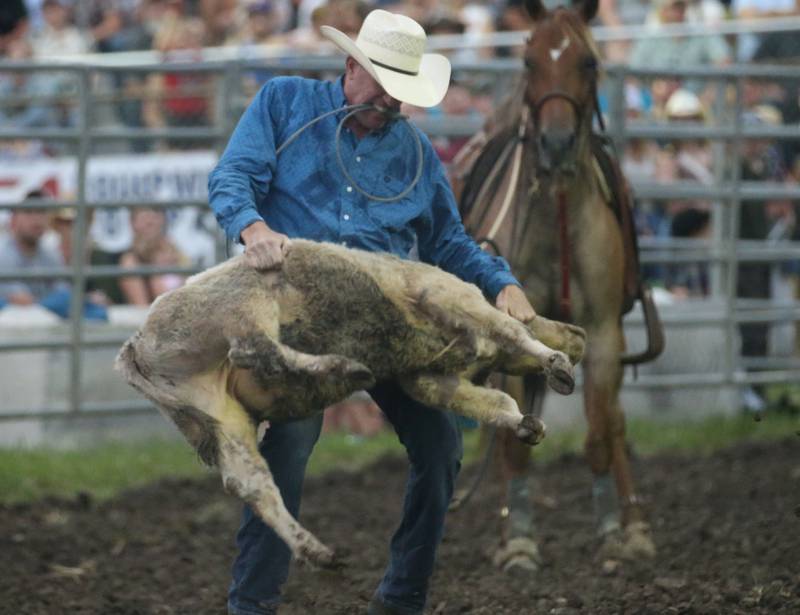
[{"xmin": 208, "ymin": 83, "xmax": 279, "ymax": 242}]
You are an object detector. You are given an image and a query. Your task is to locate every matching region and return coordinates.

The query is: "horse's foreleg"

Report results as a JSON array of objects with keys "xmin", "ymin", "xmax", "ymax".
[
  {"xmin": 583, "ymin": 324, "xmax": 655, "ymax": 559},
  {"xmin": 582, "ymin": 325, "xmax": 624, "ymax": 535}
]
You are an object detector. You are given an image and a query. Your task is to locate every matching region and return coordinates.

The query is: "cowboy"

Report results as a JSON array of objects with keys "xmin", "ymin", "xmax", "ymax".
[{"xmin": 208, "ymin": 10, "xmax": 535, "ymax": 615}]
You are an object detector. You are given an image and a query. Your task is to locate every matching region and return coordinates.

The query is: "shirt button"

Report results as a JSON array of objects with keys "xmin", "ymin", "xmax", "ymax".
[
  {"xmin": 343, "ymin": 214, "xmax": 350, "ymax": 221},
  {"xmin": 356, "ymin": 156, "xmax": 362, "ymax": 162},
  {"xmin": 346, "ymin": 186, "xmax": 353, "ymax": 193}
]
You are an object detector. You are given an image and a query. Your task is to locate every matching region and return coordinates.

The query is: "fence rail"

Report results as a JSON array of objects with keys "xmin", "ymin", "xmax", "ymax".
[{"xmin": 0, "ymin": 55, "xmax": 798, "ymax": 423}]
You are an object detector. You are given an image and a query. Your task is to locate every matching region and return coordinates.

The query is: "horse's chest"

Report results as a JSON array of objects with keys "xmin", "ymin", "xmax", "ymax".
[{"xmin": 512, "ymin": 210, "xmax": 596, "ymax": 321}]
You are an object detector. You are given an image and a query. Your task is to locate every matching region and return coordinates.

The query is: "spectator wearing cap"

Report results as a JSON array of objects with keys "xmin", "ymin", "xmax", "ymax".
[
  {"xmin": 663, "ymin": 89, "xmax": 715, "ymax": 187},
  {"xmin": 0, "ymin": 191, "xmax": 66, "ymax": 308},
  {"xmin": 0, "ymin": 190, "xmax": 108, "ymax": 319}
]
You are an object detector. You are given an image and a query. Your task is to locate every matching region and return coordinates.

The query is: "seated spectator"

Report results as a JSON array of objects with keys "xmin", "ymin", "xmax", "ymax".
[
  {"xmin": 200, "ymin": 0, "xmax": 241, "ymax": 47},
  {"xmin": 226, "ymin": 1, "xmax": 280, "ymax": 47},
  {"xmin": 119, "ymin": 208, "xmax": 188, "ymax": 306},
  {"xmin": 0, "ymin": 0, "xmax": 28, "ymax": 55},
  {"xmin": 32, "ymin": 0, "xmax": 89, "ymax": 58},
  {"xmin": 143, "ymin": 16, "xmax": 213, "ymax": 150},
  {"xmin": 667, "ymin": 207, "xmax": 711, "ymax": 298},
  {"xmin": 732, "ymin": 0, "xmax": 800, "ymax": 62},
  {"xmin": 277, "ymin": 1, "xmax": 341, "ymax": 52},
  {"xmin": 663, "ymin": 89, "xmax": 714, "ymax": 186},
  {"xmin": 0, "ymin": 38, "xmax": 64, "ymax": 130},
  {"xmin": 0, "ymin": 194, "xmax": 65, "ymax": 307},
  {"xmin": 0, "ymin": 191, "xmax": 108, "ymax": 319},
  {"xmin": 629, "ymin": 0, "xmax": 730, "ymax": 100},
  {"xmin": 50, "ymin": 207, "xmax": 116, "ymax": 307}
]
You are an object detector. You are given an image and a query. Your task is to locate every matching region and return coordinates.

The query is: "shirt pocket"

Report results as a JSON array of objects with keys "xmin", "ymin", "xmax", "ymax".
[{"xmin": 363, "ymin": 194, "xmax": 420, "ymax": 256}]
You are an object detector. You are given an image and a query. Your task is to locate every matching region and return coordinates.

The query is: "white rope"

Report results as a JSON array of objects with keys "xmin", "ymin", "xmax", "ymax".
[{"xmin": 483, "ymin": 106, "xmax": 529, "ymax": 246}]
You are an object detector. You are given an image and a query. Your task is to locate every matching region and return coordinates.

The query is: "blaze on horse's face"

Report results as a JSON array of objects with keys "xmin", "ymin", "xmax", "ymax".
[{"xmin": 522, "ymin": 0, "xmax": 600, "ymax": 174}]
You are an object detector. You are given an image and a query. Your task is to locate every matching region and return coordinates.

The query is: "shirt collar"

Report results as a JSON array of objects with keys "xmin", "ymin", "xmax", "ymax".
[{"xmin": 332, "ymin": 75, "xmax": 347, "ymax": 109}]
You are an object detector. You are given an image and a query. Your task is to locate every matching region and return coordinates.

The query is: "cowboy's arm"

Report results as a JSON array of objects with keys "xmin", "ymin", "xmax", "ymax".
[
  {"xmin": 417, "ymin": 168, "xmax": 534, "ymax": 321},
  {"xmin": 208, "ymin": 82, "xmax": 289, "ymax": 268}
]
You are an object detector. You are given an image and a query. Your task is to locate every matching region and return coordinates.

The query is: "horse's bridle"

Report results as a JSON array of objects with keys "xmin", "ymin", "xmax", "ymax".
[{"xmin": 526, "ymin": 77, "xmax": 605, "ymax": 144}]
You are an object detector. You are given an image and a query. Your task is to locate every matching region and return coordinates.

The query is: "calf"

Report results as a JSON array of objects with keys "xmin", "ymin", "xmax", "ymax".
[{"xmin": 116, "ymin": 239, "xmax": 585, "ymax": 568}]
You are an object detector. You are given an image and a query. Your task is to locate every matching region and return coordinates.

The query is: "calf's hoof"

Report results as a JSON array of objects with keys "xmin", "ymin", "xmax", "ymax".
[
  {"xmin": 515, "ymin": 414, "xmax": 546, "ymax": 446},
  {"xmin": 316, "ymin": 356, "xmax": 375, "ymax": 390},
  {"xmin": 296, "ymin": 540, "xmax": 340, "ymax": 570},
  {"xmin": 545, "ymin": 352, "xmax": 574, "ymax": 395}
]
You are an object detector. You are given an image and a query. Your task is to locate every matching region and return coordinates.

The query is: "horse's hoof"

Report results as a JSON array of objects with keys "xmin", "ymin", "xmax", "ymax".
[
  {"xmin": 596, "ymin": 528, "xmax": 626, "ymax": 561},
  {"xmin": 621, "ymin": 521, "xmax": 656, "ymax": 560},
  {"xmin": 546, "ymin": 352, "xmax": 574, "ymax": 395},
  {"xmin": 515, "ymin": 414, "xmax": 546, "ymax": 445},
  {"xmin": 491, "ymin": 537, "xmax": 542, "ymax": 574}
]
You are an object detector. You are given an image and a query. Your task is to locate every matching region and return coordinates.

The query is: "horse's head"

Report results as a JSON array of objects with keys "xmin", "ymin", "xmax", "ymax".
[{"xmin": 522, "ymin": 1, "xmax": 601, "ymax": 175}]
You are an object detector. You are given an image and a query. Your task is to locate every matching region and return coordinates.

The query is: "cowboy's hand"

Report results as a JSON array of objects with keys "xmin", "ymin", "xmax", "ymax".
[
  {"xmin": 240, "ymin": 221, "xmax": 291, "ymax": 270},
  {"xmin": 496, "ymin": 284, "xmax": 536, "ymax": 323}
]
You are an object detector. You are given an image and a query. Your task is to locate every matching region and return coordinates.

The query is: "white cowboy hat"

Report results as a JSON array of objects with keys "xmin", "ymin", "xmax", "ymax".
[{"xmin": 320, "ymin": 9, "xmax": 451, "ymax": 108}]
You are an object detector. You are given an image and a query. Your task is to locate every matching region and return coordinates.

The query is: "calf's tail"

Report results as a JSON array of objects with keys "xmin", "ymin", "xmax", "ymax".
[{"xmin": 115, "ymin": 333, "xmax": 185, "ymax": 410}]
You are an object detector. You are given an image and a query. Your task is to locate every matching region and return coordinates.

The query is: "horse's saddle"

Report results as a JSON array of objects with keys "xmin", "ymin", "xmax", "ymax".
[
  {"xmin": 589, "ymin": 133, "xmax": 641, "ymax": 316},
  {"xmin": 453, "ymin": 128, "xmax": 642, "ymax": 317}
]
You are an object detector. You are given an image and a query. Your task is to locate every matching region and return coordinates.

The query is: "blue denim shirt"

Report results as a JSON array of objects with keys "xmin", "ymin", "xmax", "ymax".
[{"xmin": 208, "ymin": 76, "xmax": 519, "ymax": 299}]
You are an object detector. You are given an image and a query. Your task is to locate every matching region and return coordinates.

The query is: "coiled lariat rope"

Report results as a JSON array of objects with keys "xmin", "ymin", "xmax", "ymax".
[
  {"xmin": 226, "ymin": 103, "xmax": 424, "ymax": 257},
  {"xmin": 278, "ymin": 103, "xmax": 424, "ymax": 202}
]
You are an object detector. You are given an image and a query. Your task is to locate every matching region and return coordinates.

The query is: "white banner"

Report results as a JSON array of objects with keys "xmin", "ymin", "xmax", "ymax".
[
  {"xmin": 0, "ymin": 151, "xmax": 220, "ymax": 263},
  {"xmin": 0, "ymin": 150, "xmax": 217, "ymax": 204}
]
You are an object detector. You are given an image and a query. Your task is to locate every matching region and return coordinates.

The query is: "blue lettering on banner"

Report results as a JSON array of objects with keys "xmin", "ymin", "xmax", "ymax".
[{"xmin": 88, "ymin": 169, "xmax": 210, "ymax": 203}]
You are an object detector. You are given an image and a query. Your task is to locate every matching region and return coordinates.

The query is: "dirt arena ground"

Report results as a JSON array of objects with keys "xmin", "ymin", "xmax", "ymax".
[{"xmin": 2, "ymin": 436, "xmax": 798, "ymax": 614}]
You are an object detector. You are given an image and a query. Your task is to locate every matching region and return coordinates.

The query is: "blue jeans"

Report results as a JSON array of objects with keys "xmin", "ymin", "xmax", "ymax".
[{"xmin": 227, "ymin": 381, "xmax": 463, "ymax": 615}]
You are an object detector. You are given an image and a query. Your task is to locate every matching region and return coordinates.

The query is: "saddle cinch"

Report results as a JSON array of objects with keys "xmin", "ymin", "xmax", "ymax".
[{"xmin": 453, "ymin": 129, "xmax": 665, "ymax": 366}]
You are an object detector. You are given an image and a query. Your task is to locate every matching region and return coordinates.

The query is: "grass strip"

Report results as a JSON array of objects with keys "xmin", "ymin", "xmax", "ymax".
[{"xmin": 0, "ymin": 412, "xmax": 795, "ymax": 504}]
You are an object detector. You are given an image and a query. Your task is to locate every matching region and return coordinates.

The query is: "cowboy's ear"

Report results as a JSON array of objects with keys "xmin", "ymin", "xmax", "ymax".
[
  {"xmin": 523, "ymin": 0, "xmax": 547, "ymax": 21},
  {"xmin": 573, "ymin": 0, "xmax": 599, "ymax": 22}
]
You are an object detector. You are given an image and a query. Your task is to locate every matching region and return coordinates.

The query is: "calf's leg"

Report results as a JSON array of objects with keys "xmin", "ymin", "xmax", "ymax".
[
  {"xmin": 228, "ymin": 333, "xmax": 374, "ymax": 401},
  {"xmin": 214, "ymin": 393, "xmax": 337, "ymax": 568},
  {"xmin": 399, "ymin": 374, "xmax": 545, "ymax": 445}
]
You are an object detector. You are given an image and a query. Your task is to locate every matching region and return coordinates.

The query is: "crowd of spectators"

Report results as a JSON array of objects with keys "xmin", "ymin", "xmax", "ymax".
[{"xmin": 0, "ymin": 0, "xmax": 799, "ymax": 417}]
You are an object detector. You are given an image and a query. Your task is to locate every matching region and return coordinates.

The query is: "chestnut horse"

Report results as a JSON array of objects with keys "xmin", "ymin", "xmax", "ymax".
[{"xmin": 451, "ymin": 0, "xmax": 659, "ymax": 569}]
